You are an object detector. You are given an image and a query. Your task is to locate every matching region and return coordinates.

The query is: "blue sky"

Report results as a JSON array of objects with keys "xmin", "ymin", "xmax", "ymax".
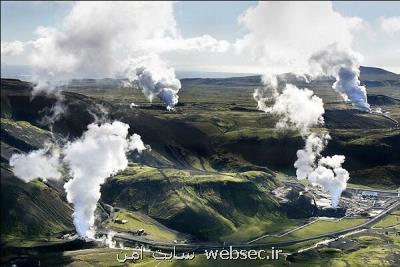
[
  {"xmin": 2, "ymin": 1, "xmax": 399, "ymax": 41},
  {"xmin": 1, "ymin": 1, "xmax": 399, "ymax": 73}
]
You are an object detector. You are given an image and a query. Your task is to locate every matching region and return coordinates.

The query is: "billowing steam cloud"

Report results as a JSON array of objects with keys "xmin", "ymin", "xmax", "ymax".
[
  {"xmin": 294, "ymin": 133, "xmax": 330, "ymax": 179},
  {"xmin": 253, "ymin": 81, "xmax": 350, "ymax": 206},
  {"xmin": 254, "ymin": 83, "xmax": 325, "ymax": 136},
  {"xmin": 309, "ymin": 155, "xmax": 350, "ymax": 208},
  {"xmin": 10, "ymin": 121, "xmax": 146, "ymax": 237},
  {"xmin": 10, "ymin": 143, "xmax": 62, "ymax": 183},
  {"xmin": 253, "ymin": 78, "xmax": 350, "ymax": 206},
  {"xmin": 238, "ymin": 2, "xmax": 359, "ymax": 207},
  {"xmin": 237, "ymin": 2, "xmax": 371, "ymax": 112},
  {"xmin": 63, "ymin": 121, "xmax": 146, "ymax": 237},
  {"xmin": 125, "ymin": 54, "xmax": 181, "ymax": 111},
  {"xmin": 260, "ymin": 83, "xmax": 350, "ymax": 207},
  {"xmin": 294, "ymin": 133, "xmax": 350, "ymax": 207}
]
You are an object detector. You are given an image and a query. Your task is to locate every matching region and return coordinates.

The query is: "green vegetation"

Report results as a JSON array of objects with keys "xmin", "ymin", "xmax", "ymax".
[
  {"xmin": 221, "ymin": 217, "xmax": 305, "ymax": 242},
  {"xmin": 31, "ymin": 232, "xmax": 400, "ymax": 266},
  {"xmin": 331, "ymin": 233, "xmax": 400, "ymax": 266},
  {"xmin": 278, "ymin": 238, "xmax": 326, "ymax": 253},
  {"xmin": 288, "ymin": 232, "xmax": 400, "ymax": 266},
  {"xmin": 285, "ymin": 219, "xmax": 366, "ymax": 239},
  {"xmin": 1, "ymin": 167, "xmax": 73, "ymax": 243},
  {"xmin": 318, "ymin": 247, "xmax": 342, "ymax": 255},
  {"xmin": 15, "ymin": 232, "xmax": 399, "ymax": 267},
  {"xmin": 350, "ymin": 165, "xmax": 400, "ymax": 189},
  {"xmin": 103, "ymin": 164, "xmax": 281, "ymax": 242},
  {"xmin": 1, "ymin": 116, "xmax": 73, "ymax": 252},
  {"xmin": 373, "ymin": 211, "xmax": 400, "ymax": 228},
  {"xmin": 256, "ymin": 218, "xmax": 367, "ymax": 243},
  {"xmin": 30, "ymin": 179, "xmax": 49, "ymax": 189},
  {"xmin": 1, "ymin": 71, "xmax": 400, "ymax": 265},
  {"xmin": 356, "ymin": 235, "xmax": 383, "ymax": 245},
  {"xmin": 37, "ymin": 248, "xmax": 152, "ymax": 267},
  {"xmin": 135, "ymin": 255, "xmax": 288, "ymax": 267},
  {"xmin": 109, "ymin": 210, "xmax": 180, "ymax": 241},
  {"xmin": 31, "ymin": 249, "xmax": 290, "ymax": 267}
]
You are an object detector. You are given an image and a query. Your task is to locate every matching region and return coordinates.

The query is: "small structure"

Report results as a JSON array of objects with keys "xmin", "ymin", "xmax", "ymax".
[
  {"xmin": 361, "ymin": 191, "xmax": 378, "ymax": 198},
  {"xmin": 128, "ymin": 229, "xmax": 147, "ymax": 236},
  {"xmin": 114, "ymin": 218, "xmax": 128, "ymax": 224}
]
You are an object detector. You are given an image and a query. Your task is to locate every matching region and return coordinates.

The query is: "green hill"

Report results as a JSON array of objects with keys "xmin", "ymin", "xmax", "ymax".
[{"xmin": 1, "ymin": 118, "xmax": 73, "ymax": 250}]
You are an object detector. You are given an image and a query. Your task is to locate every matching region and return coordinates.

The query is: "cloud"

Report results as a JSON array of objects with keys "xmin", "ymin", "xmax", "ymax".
[
  {"xmin": 345, "ymin": 16, "xmax": 366, "ymax": 32},
  {"xmin": 140, "ymin": 35, "xmax": 231, "ymax": 53},
  {"xmin": 20, "ymin": 2, "xmax": 230, "ymax": 81},
  {"xmin": 380, "ymin": 16, "xmax": 400, "ymax": 36},
  {"xmin": 1, "ymin": 41, "xmax": 25, "ymax": 56},
  {"xmin": 236, "ymin": 2, "xmax": 355, "ymax": 75},
  {"xmin": 11, "ymin": 1, "xmax": 230, "ymax": 109},
  {"xmin": 238, "ymin": 2, "xmax": 371, "ymax": 112},
  {"xmin": 27, "ymin": 2, "xmax": 177, "ymax": 79}
]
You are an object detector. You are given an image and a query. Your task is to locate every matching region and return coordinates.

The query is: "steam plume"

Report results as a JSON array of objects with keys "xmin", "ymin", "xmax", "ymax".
[
  {"xmin": 294, "ymin": 134, "xmax": 350, "ymax": 207},
  {"xmin": 253, "ymin": 75, "xmax": 349, "ymax": 208},
  {"xmin": 63, "ymin": 121, "xmax": 146, "ymax": 237},
  {"xmin": 255, "ymin": 83, "xmax": 325, "ymax": 136},
  {"xmin": 238, "ymin": 2, "xmax": 371, "ymax": 112},
  {"xmin": 294, "ymin": 133, "xmax": 330, "ymax": 179},
  {"xmin": 238, "ymin": 2, "xmax": 357, "ymax": 207},
  {"xmin": 10, "ymin": 2, "xmax": 229, "ymax": 110},
  {"xmin": 309, "ymin": 45, "xmax": 370, "ymax": 112},
  {"xmin": 10, "ymin": 121, "xmax": 146, "ymax": 237},
  {"xmin": 254, "ymin": 79, "xmax": 351, "ymax": 207},
  {"xmin": 38, "ymin": 94, "xmax": 68, "ymax": 128},
  {"xmin": 125, "ymin": 54, "xmax": 181, "ymax": 111},
  {"xmin": 309, "ymin": 155, "xmax": 350, "ymax": 207}
]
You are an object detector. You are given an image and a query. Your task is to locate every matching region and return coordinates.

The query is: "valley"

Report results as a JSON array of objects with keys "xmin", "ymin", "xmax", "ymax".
[{"xmin": 1, "ymin": 67, "xmax": 399, "ymax": 266}]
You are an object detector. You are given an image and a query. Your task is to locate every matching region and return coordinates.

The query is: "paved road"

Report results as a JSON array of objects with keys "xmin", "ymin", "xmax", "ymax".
[
  {"xmin": 103, "ymin": 199, "xmax": 399, "ymax": 252},
  {"xmin": 346, "ymin": 187, "xmax": 399, "ymax": 197}
]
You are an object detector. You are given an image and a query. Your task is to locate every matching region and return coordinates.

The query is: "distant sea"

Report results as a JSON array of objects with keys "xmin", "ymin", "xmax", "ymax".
[
  {"xmin": 1, "ymin": 64, "xmax": 256, "ymax": 80},
  {"xmin": 1, "ymin": 64, "xmax": 33, "ymax": 80}
]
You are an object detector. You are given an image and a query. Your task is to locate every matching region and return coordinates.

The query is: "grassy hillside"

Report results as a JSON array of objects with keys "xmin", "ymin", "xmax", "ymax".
[
  {"xmin": 0, "ymin": 117, "xmax": 74, "ymax": 248},
  {"xmin": 1, "ymin": 167, "xmax": 73, "ymax": 240},
  {"xmin": 101, "ymin": 163, "xmax": 284, "ymax": 242},
  {"xmin": 108, "ymin": 209, "xmax": 183, "ymax": 241}
]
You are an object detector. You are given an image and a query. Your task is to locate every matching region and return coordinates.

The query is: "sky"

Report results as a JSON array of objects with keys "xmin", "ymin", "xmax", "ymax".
[{"xmin": 1, "ymin": 1, "xmax": 399, "ymax": 75}]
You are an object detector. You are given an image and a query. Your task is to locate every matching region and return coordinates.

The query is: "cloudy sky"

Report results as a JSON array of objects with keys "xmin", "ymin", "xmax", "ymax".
[{"xmin": 1, "ymin": 1, "xmax": 399, "ymax": 75}]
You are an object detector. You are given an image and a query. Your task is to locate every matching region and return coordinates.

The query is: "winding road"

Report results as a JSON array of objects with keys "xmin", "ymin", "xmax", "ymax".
[{"xmin": 102, "ymin": 198, "xmax": 399, "ymax": 252}]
